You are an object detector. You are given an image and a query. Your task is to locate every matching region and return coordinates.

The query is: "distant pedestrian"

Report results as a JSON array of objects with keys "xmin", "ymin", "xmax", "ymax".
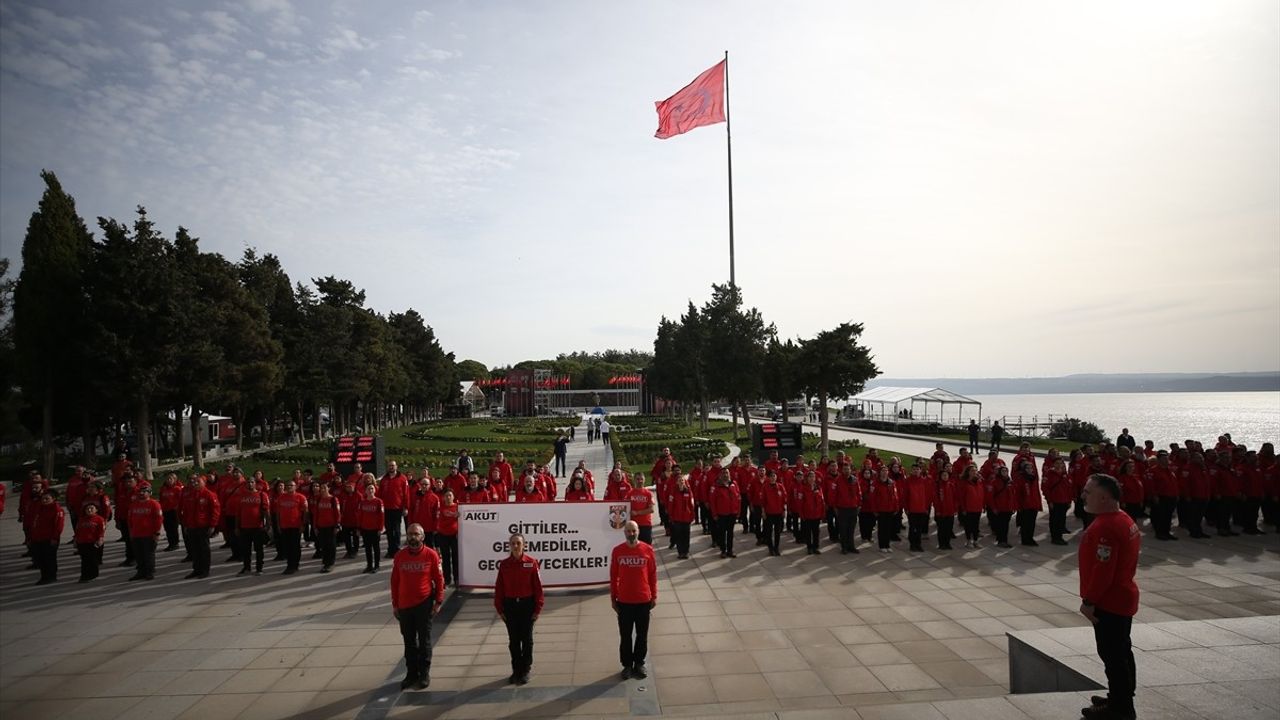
[
  {"xmin": 553, "ymin": 433, "xmax": 569, "ymax": 477},
  {"xmin": 989, "ymin": 421, "xmax": 1004, "ymax": 452},
  {"xmin": 1078, "ymin": 474, "xmax": 1140, "ymax": 720},
  {"xmin": 600, "ymin": 419, "xmax": 611, "ymax": 447},
  {"xmin": 611, "ymin": 520, "xmax": 657, "ymax": 680},
  {"xmin": 967, "ymin": 419, "xmax": 980, "ymax": 454}
]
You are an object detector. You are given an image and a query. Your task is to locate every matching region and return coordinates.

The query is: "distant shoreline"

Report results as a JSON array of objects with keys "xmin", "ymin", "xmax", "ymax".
[{"xmin": 868, "ymin": 372, "xmax": 1280, "ymax": 395}]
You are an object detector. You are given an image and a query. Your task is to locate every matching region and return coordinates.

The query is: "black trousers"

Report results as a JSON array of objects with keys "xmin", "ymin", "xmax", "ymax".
[
  {"xmin": 670, "ymin": 521, "xmax": 691, "ymax": 555},
  {"xmin": 738, "ymin": 497, "xmax": 749, "ymax": 531},
  {"xmin": 362, "ymin": 529, "xmax": 381, "ymax": 569},
  {"xmin": 749, "ymin": 504, "xmax": 763, "ymax": 535},
  {"xmin": 969, "ymin": 436, "xmax": 979, "ymax": 454},
  {"xmin": 859, "ymin": 510, "xmax": 876, "ymax": 541},
  {"xmin": 935, "ymin": 515, "xmax": 954, "ymax": 549},
  {"xmin": 385, "ymin": 509, "xmax": 404, "ymax": 556},
  {"xmin": 800, "ymin": 518, "xmax": 820, "ymax": 551},
  {"xmin": 132, "ymin": 536, "xmax": 157, "ymax": 578},
  {"xmin": 962, "ymin": 512, "xmax": 981, "ymax": 541},
  {"xmin": 240, "ymin": 528, "xmax": 265, "ymax": 571},
  {"xmin": 437, "ymin": 534, "xmax": 458, "ymax": 585},
  {"xmin": 992, "ymin": 512, "xmax": 1013, "ymax": 544},
  {"xmin": 1215, "ymin": 499, "xmax": 1235, "ymax": 534},
  {"xmin": 907, "ymin": 512, "xmax": 929, "ymax": 550},
  {"xmin": 342, "ymin": 527, "xmax": 360, "ymax": 553},
  {"xmin": 616, "ymin": 602, "xmax": 651, "ymax": 668},
  {"xmin": 188, "ymin": 528, "xmax": 212, "ymax": 576},
  {"xmin": 1049, "ymin": 502, "xmax": 1070, "ymax": 540},
  {"xmin": 637, "ymin": 524, "xmax": 653, "ymax": 546},
  {"xmin": 118, "ymin": 520, "xmax": 135, "ymax": 562},
  {"xmin": 715, "ymin": 514, "xmax": 736, "ymax": 554},
  {"xmin": 837, "ymin": 507, "xmax": 859, "ymax": 551},
  {"xmin": 1152, "ymin": 496, "xmax": 1177, "ymax": 537},
  {"xmin": 1017, "ymin": 509, "xmax": 1038, "ymax": 544},
  {"xmin": 877, "ymin": 512, "xmax": 896, "ymax": 549},
  {"xmin": 1182, "ymin": 500, "xmax": 1206, "ymax": 535},
  {"xmin": 554, "ymin": 455, "xmax": 566, "ymax": 476},
  {"xmin": 502, "ymin": 596, "xmax": 536, "ymax": 675},
  {"xmin": 698, "ymin": 503, "xmax": 712, "ymax": 533},
  {"xmin": 1240, "ymin": 498, "xmax": 1262, "ymax": 532},
  {"xmin": 162, "ymin": 509, "xmax": 180, "ymax": 549},
  {"xmin": 316, "ymin": 526, "xmax": 337, "ymax": 567},
  {"xmin": 32, "ymin": 540, "xmax": 58, "ymax": 581},
  {"xmin": 280, "ymin": 527, "xmax": 302, "ymax": 569},
  {"xmin": 78, "ymin": 542, "xmax": 101, "ymax": 580},
  {"xmin": 1093, "ymin": 609, "xmax": 1136, "ymax": 716},
  {"xmin": 763, "ymin": 513, "xmax": 782, "ymax": 554},
  {"xmin": 825, "ymin": 507, "xmax": 838, "ymax": 542},
  {"xmin": 399, "ymin": 598, "xmax": 436, "ymax": 680}
]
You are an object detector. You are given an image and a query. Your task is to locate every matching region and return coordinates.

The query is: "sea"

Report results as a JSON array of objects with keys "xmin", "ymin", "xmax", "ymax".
[{"xmin": 959, "ymin": 392, "xmax": 1280, "ymax": 449}]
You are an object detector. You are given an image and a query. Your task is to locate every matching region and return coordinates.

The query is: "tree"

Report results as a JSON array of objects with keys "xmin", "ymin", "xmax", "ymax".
[
  {"xmin": 797, "ymin": 322, "xmax": 880, "ymax": 455},
  {"xmin": 701, "ymin": 284, "xmax": 772, "ymax": 440},
  {"xmin": 762, "ymin": 338, "xmax": 802, "ymax": 421},
  {"xmin": 456, "ymin": 359, "xmax": 489, "ymax": 382},
  {"xmin": 11, "ymin": 171, "xmax": 94, "ymax": 475},
  {"xmin": 648, "ymin": 302, "xmax": 711, "ymax": 428},
  {"xmin": 0, "ymin": 259, "xmax": 26, "ymax": 448}
]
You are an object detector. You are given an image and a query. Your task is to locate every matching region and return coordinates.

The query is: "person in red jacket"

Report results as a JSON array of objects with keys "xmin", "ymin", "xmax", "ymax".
[
  {"xmin": 488, "ymin": 452, "xmax": 514, "ymax": 498},
  {"xmin": 934, "ymin": 468, "xmax": 958, "ymax": 550},
  {"xmin": 957, "ymin": 465, "xmax": 985, "ymax": 548},
  {"xmin": 664, "ymin": 475, "xmax": 696, "ymax": 558},
  {"xmin": 459, "ymin": 473, "xmax": 490, "ymax": 504},
  {"xmin": 987, "ymin": 466, "xmax": 1018, "ymax": 547},
  {"xmin": 65, "ymin": 466, "xmax": 88, "ymax": 527},
  {"xmin": 1180, "ymin": 453, "xmax": 1211, "ymax": 538},
  {"xmin": 710, "ymin": 471, "xmax": 741, "ymax": 558},
  {"xmin": 869, "ymin": 467, "xmax": 900, "ymax": 552},
  {"xmin": 625, "ymin": 475, "xmax": 656, "ymax": 546},
  {"xmin": 159, "ymin": 472, "xmax": 183, "ymax": 552},
  {"xmin": 831, "ymin": 464, "xmax": 862, "ymax": 554},
  {"xmin": 75, "ymin": 501, "xmax": 107, "ymax": 582},
  {"xmin": 408, "ymin": 478, "xmax": 440, "ymax": 548},
  {"xmin": 127, "ymin": 485, "xmax": 164, "ymax": 581},
  {"xmin": 179, "ymin": 474, "xmax": 220, "ymax": 579},
  {"xmin": 494, "ymin": 532, "xmax": 544, "ymax": 684},
  {"xmin": 0, "ymin": 480, "xmax": 6, "ymax": 518},
  {"xmin": 28, "ymin": 489, "xmax": 66, "ymax": 585},
  {"xmin": 391, "ymin": 523, "xmax": 445, "ymax": 690},
  {"xmin": 901, "ymin": 465, "xmax": 933, "ymax": 552},
  {"xmin": 357, "ymin": 479, "xmax": 385, "ymax": 573},
  {"xmin": 611, "ymin": 520, "xmax": 658, "ymax": 680},
  {"xmin": 436, "ymin": 490, "xmax": 460, "ymax": 585},
  {"xmin": 564, "ymin": 474, "xmax": 593, "ymax": 502},
  {"xmin": 515, "ymin": 474, "xmax": 547, "ymax": 503},
  {"xmin": 312, "ymin": 481, "xmax": 342, "ymax": 573},
  {"xmin": 276, "ymin": 479, "xmax": 309, "ymax": 574},
  {"xmin": 1078, "ymin": 474, "xmax": 1141, "ymax": 720},
  {"xmin": 379, "ymin": 461, "xmax": 411, "ymax": 558},
  {"xmin": 796, "ymin": 471, "xmax": 826, "ymax": 555},
  {"xmin": 1013, "ymin": 459, "xmax": 1043, "ymax": 547},
  {"xmin": 338, "ymin": 477, "xmax": 363, "ymax": 557},
  {"xmin": 759, "ymin": 470, "xmax": 788, "ymax": 556},
  {"xmin": 1146, "ymin": 451, "xmax": 1180, "ymax": 541},
  {"xmin": 1043, "ymin": 457, "xmax": 1074, "ymax": 545},
  {"xmin": 235, "ymin": 480, "xmax": 272, "ymax": 575}
]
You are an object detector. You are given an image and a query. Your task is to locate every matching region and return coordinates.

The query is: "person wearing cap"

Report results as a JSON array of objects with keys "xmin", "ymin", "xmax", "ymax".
[
  {"xmin": 1079, "ymin": 474, "xmax": 1141, "ymax": 720},
  {"xmin": 494, "ymin": 532, "xmax": 544, "ymax": 684},
  {"xmin": 611, "ymin": 520, "xmax": 657, "ymax": 680},
  {"xmin": 127, "ymin": 485, "xmax": 164, "ymax": 581},
  {"xmin": 391, "ymin": 523, "xmax": 445, "ymax": 690},
  {"xmin": 179, "ymin": 474, "xmax": 220, "ymax": 579},
  {"xmin": 28, "ymin": 489, "xmax": 66, "ymax": 585}
]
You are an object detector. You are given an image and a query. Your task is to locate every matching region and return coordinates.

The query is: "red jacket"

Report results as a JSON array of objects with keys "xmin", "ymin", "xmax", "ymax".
[
  {"xmin": 81, "ymin": 494, "xmax": 113, "ymax": 523},
  {"xmin": 312, "ymin": 496, "xmax": 342, "ymax": 529},
  {"xmin": 710, "ymin": 483, "xmax": 740, "ymax": 517},
  {"xmin": 934, "ymin": 476, "xmax": 958, "ymax": 516},
  {"xmin": 356, "ymin": 497, "xmax": 385, "ymax": 532},
  {"xmin": 459, "ymin": 487, "xmax": 492, "ymax": 504},
  {"xmin": 796, "ymin": 484, "xmax": 826, "ymax": 520},
  {"xmin": 610, "ymin": 541, "xmax": 657, "ymax": 604},
  {"xmin": 1014, "ymin": 471, "xmax": 1043, "ymax": 512},
  {"xmin": 867, "ymin": 481, "xmax": 899, "ymax": 514},
  {"xmin": 1182, "ymin": 467, "xmax": 1211, "ymax": 500},
  {"xmin": 408, "ymin": 490, "xmax": 439, "ymax": 532},
  {"xmin": 604, "ymin": 478, "xmax": 632, "ymax": 501},
  {"xmin": 626, "ymin": 487, "xmax": 655, "ymax": 527},
  {"xmin": 391, "ymin": 545, "xmax": 445, "ymax": 610},
  {"xmin": 565, "ymin": 488, "xmax": 594, "ymax": 502},
  {"xmin": 1042, "ymin": 468, "xmax": 1073, "ymax": 504},
  {"xmin": 27, "ymin": 501, "xmax": 65, "ymax": 542},
  {"xmin": 74, "ymin": 514, "xmax": 107, "ymax": 544},
  {"xmin": 987, "ymin": 475, "xmax": 1017, "ymax": 513},
  {"xmin": 760, "ymin": 481, "xmax": 787, "ymax": 515},
  {"xmin": 159, "ymin": 483, "xmax": 183, "ymax": 512},
  {"xmin": 832, "ymin": 474, "xmax": 862, "ymax": 509},
  {"xmin": 494, "ymin": 553, "xmax": 545, "ymax": 614},
  {"xmin": 902, "ymin": 475, "xmax": 934, "ymax": 514},
  {"xmin": 436, "ymin": 503, "xmax": 459, "ymax": 536},
  {"xmin": 1117, "ymin": 470, "xmax": 1144, "ymax": 505},
  {"xmin": 128, "ymin": 498, "xmax": 164, "ymax": 537},
  {"xmin": 664, "ymin": 488, "xmax": 695, "ymax": 523},
  {"xmin": 275, "ymin": 492, "xmax": 308, "ymax": 529},
  {"xmin": 66, "ymin": 475, "xmax": 88, "ymax": 515},
  {"xmin": 1078, "ymin": 510, "xmax": 1141, "ymax": 616},
  {"xmin": 1147, "ymin": 466, "xmax": 1178, "ymax": 498},
  {"xmin": 958, "ymin": 478, "xmax": 985, "ymax": 513},
  {"xmin": 378, "ymin": 473, "xmax": 410, "ymax": 510},
  {"xmin": 515, "ymin": 486, "xmax": 547, "ymax": 503},
  {"xmin": 235, "ymin": 490, "xmax": 272, "ymax": 530},
  {"xmin": 338, "ymin": 487, "xmax": 362, "ymax": 527},
  {"xmin": 179, "ymin": 487, "xmax": 220, "ymax": 529}
]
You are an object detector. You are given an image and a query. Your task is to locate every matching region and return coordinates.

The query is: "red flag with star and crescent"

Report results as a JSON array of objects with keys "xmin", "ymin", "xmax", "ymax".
[{"xmin": 654, "ymin": 60, "xmax": 726, "ymax": 139}]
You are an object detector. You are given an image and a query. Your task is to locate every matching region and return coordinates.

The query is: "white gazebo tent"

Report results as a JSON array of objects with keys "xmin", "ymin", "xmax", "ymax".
[{"xmin": 848, "ymin": 387, "xmax": 981, "ymax": 429}]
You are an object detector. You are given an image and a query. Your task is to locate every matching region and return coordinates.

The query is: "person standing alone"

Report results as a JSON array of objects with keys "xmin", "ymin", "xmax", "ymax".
[
  {"xmin": 494, "ymin": 533, "xmax": 544, "ymax": 685},
  {"xmin": 1078, "ymin": 474, "xmax": 1141, "ymax": 720},
  {"xmin": 611, "ymin": 520, "xmax": 657, "ymax": 680},
  {"xmin": 391, "ymin": 523, "xmax": 445, "ymax": 690}
]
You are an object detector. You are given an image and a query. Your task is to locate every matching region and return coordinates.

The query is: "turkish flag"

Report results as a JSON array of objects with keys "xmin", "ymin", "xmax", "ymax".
[{"xmin": 655, "ymin": 60, "xmax": 726, "ymax": 139}]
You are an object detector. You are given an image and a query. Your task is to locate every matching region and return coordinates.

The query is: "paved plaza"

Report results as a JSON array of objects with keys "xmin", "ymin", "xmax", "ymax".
[{"xmin": 2, "ymin": 422, "xmax": 1279, "ymax": 719}]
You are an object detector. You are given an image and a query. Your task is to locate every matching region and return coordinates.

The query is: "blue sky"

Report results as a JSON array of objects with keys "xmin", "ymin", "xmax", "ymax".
[{"xmin": 1, "ymin": 0, "xmax": 1277, "ymax": 376}]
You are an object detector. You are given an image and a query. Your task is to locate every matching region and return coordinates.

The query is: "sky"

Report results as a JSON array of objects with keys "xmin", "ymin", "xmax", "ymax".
[{"xmin": 1, "ymin": 0, "xmax": 1277, "ymax": 378}]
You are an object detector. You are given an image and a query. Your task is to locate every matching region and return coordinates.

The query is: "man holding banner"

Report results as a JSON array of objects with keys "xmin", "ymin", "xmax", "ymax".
[{"xmin": 611, "ymin": 520, "xmax": 657, "ymax": 680}]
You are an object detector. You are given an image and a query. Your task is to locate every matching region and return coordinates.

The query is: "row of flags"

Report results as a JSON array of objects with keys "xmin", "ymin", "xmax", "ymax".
[{"xmin": 475, "ymin": 376, "xmax": 572, "ymax": 390}]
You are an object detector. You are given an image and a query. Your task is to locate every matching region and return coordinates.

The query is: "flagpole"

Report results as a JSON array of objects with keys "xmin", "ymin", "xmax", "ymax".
[{"xmin": 724, "ymin": 50, "xmax": 736, "ymax": 289}]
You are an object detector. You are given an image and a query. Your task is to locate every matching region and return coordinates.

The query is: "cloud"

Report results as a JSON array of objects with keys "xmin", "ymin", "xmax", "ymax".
[
  {"xmin": 323, "ymin": 27, "xmax": 375, "ymax": 56},
  {"xmin": 245, "ymin": 49, "xmax": 266, "ymax": 61},
  {"xmin": 201, "ymin": 10, "xmax": 242, "ymax": 35},
  {"xmin": 0, "ymin": 48, "xmax": 88, "ymax": 90}
]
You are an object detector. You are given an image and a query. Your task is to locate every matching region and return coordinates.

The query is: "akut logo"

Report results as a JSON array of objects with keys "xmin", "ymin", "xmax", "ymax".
[{"xmin": 464, "ymin": 510, "xmax": 498, "ymax": 522}]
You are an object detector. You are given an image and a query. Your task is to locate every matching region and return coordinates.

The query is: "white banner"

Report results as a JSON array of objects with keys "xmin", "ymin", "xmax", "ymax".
[{"xmin": 457, "ymin": 501, "xmax": 630, "ymax": 588}]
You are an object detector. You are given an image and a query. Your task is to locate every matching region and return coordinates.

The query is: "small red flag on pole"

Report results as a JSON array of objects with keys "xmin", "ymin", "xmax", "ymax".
[{"xmin": 654, "ymin": 60, "xmax": 726, "ymax": 140}]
